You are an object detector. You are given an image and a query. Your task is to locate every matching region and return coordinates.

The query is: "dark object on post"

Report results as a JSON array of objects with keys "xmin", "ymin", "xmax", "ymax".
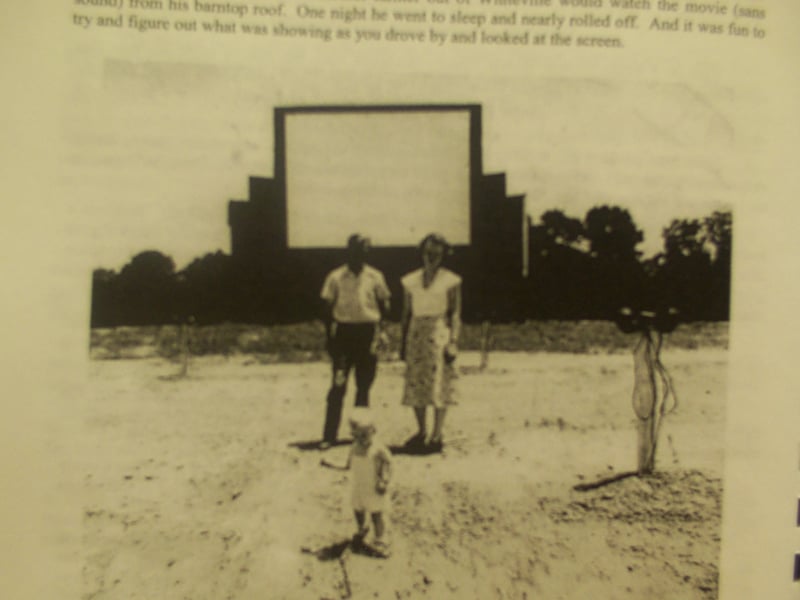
[{"xmin": 614, "ymin": 306, "xmax": 680, "ymax": 335}]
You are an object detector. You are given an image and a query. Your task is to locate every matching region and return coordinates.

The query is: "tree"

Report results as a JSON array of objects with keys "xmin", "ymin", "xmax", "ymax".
[
  {"xmin": 583, "ymin": 206, "xmax": 646, "ymax": 318},
  {"xmin": 116, "ymin": 251, "xmax": 179, "ymax": 325},
  {"xmin": 704, "ymin": 211, "xmax": 732, "ymax": 320},
  {"xmin": 90, "ymin": 268, "xmax": 118, "ymax": 327},
  {"xmin": 652, "ymin": 218, "xmax": 715, "ymax": 321},
  {"xmin": 539, "ymin": 209, "xmax": 586, "ymax": 249},
  {"xmin": 527, "ymin": 210, "xmax": 594, "ymax": 318},
  {"xmin": 584, "ymin": 205, "xmax": 643, "ymax": 261},
  {"xmin": 119, "ymin": 250, "xmax": 175, "ymax": 281},
  {"xmin": 179, "ymin": 251, "xmax": 237, "ymax": 323},
  {"xmin": 662, "ymin": 218, "xmax": 708, "ymax": 260},
  {"xmin": 704, "ymin": 210, "xmax": 732, "ymax": 263}
]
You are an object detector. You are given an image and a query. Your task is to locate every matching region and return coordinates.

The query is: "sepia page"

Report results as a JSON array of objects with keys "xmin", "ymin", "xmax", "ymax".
[{"xmin": 2, "ymin": 0, "xmax": 799, "ymax": 598}]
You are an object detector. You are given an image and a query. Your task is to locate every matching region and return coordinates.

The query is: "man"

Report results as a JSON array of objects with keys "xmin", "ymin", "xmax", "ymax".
[{"xmin": 319, "ymin": 234, "xmax": 391, "ymax": 449}]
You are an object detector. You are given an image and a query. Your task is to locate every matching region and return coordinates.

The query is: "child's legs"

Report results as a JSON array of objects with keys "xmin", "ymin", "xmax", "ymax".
[
  {"xmin": 370, "ymin": 511, "xmax": 386, "ymax": 540},
  {"xmin": 353, "ymin": 510, "xmax": 367, "ymax": 534}
]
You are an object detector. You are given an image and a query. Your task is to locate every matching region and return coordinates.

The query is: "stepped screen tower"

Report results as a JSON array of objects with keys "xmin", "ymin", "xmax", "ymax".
[{"xmin": 228, "ymin": 104, "xmax": 528, "ymax": 322}]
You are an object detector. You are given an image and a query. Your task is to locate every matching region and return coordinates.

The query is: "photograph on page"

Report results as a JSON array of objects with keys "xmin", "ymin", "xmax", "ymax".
[
  {"xmin": 73, "ymin": 60, "xmax": 748, "ymax": 599},
  {"xmin": 0, "ymin": 0, "xmax": 791, "ymax": 598}
]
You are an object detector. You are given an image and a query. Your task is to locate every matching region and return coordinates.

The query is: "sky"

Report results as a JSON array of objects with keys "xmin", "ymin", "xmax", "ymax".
[{"xmin": 61, "ymin": 58, "xmax": 752, "ymax": 272}]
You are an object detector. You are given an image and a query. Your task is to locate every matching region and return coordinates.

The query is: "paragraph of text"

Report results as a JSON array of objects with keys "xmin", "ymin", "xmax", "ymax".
[{"xmin": 71, "ymin": 0, "xmax": 769, "ymax": 49}]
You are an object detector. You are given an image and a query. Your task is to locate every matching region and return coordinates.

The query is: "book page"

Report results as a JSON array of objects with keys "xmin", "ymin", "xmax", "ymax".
[{"xmin": 2, "ymin": 0, "xmax": 799, "ymax": 598}]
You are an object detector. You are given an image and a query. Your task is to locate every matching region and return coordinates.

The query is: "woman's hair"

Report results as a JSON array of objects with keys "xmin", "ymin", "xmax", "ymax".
[{"xmin": 418, "ymin": 233, "xmax": 452, "ymax": 258}]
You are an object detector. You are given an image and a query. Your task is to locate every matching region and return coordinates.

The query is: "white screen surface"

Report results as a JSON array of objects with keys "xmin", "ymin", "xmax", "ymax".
[{"xmin": 285, "ymin": 110, "xmax": 471, "ymax": 248}]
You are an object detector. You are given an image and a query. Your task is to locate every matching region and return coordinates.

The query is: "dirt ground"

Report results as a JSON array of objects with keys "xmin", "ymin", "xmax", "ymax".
[{"xmin": 82, "ymin": 348, "xmax": 727, "ymax": 600}]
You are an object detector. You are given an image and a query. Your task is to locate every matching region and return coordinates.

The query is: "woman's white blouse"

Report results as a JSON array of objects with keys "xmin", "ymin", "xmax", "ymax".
[{"xmin": 401, "ymin": 268, "xmax": 461, "ymax": 317}]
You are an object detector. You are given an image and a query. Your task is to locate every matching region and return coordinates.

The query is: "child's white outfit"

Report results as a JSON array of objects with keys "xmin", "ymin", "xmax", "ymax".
[{"xmin": 350, "ymin": 443, "xmax": 391, "ymax": 513}]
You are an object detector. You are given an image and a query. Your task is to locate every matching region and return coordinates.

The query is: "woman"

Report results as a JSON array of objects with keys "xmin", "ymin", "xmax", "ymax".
[{"xmin": 400, "ymin": 233, "xmax": 462, "ymax": 452}]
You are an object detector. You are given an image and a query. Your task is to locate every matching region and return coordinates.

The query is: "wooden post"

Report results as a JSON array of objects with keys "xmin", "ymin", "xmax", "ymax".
[
  {"xmin": 479, "ymin": 320, "xmax": 491, "ymax": 371},
  {"xmin": 636, "ymin": 411, "xmax": 656, "ymax": 475},
  {"xmin": 178, "ymin": 316, "xmax": 194, "ymax": 377},
  {"xmin": 178, "ymin": 323, "xmax": 189, "ymax": 377},
  {"xmin": 632, "ymin": 331, "xmax": 657, "ymax": 475}
]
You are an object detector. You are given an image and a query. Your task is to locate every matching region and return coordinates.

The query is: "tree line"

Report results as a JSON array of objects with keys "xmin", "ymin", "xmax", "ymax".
[
  {"xmin": 90, "ymin": 206, "xmax": 731, "ymax": 327},
  {"xmin": 527, "ymin": 206, "xmax": 731, "ymax": 322}
]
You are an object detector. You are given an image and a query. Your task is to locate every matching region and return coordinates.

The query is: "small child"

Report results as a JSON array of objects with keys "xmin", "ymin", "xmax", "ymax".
[{"xmin": 322, "ymin": 407, "xmax": 393, "ymax": 558}]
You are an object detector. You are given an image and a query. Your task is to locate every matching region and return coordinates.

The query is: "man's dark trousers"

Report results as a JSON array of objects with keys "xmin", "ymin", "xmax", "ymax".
[{"xmin": 322, "ymin": 323, "xmax": 378, "ymax": 444}]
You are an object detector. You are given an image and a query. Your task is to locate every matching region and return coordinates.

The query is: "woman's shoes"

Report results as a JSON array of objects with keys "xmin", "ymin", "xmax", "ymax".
[
  {"xmin": 427, "ymin": 435, "xmax": 443, "ymax": 453},
  {"xmin": 402, "ymin": 432, "xmax": 443, "ymax": 453},
  {"xmin": 403, "ymin": 432, "xmax": 427, "ymax": 451}
]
